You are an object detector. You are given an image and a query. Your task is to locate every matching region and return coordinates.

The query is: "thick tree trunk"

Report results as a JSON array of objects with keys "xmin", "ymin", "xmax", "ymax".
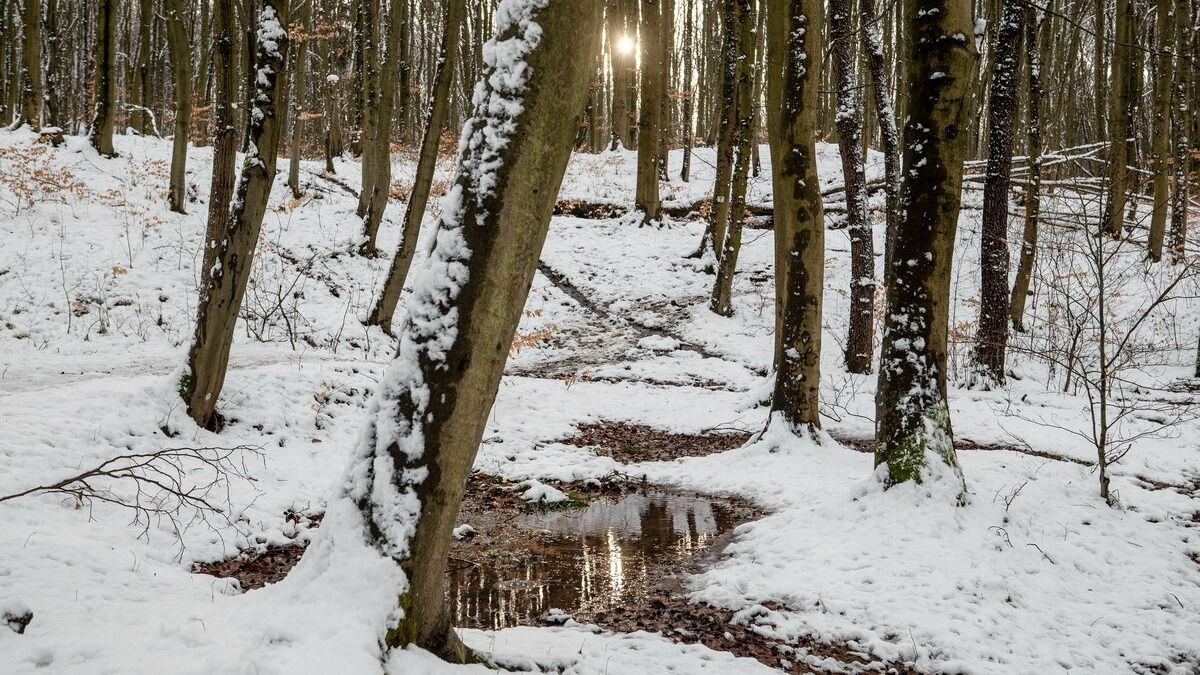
[
  {"xmin": 972, "ymin": 0, "xmax": 1024, "ymax": 386},
  {"xmin": 1103, "ymin": 0, "xmax": 1131, "ymax": 237},
  {"xmin": 635, "ymin": 0, "xmax": 663, "ymax": 223},
  {"xmin": 16, "ymin": 0, "xmax": 42, "ymax": 129},
  {"xmin": 874, "ymin": 0, "xmax": 977, "ymax": 490},
  {"xmin": 709, "ymin": 0, "xmax": 755, "ymax": 317},
  {"xmin": 766, "ymin": 0, "xmax": 825, "ymax": 430},
  {"xmin": 287, "ymin": 0, "xmax": 312, "ymax": 199},
  {"xmin": 347, "ymin": 0, "xmax": 601, "ymax": 658},
  {"xmin": 181, "ymin": 0, "xmax": 291, "ymax": 431},
  {"xmin": 366, "ymin": 0, "xmax": 466, "ymax": 333},
  {"xmin": 1010, "ymin": 6, "xmax": 1043, "ymax": 331},
  {"xmin": 89, "ymin": 0, "xmax": 118, "ymax": 156},
  {"xmin": 165, "ymin": 0, "xmax": 193, "ymax": 214},
  {"xmin": 830, "ymin": 0, "xmax": 875, "ymax": 374},
  {"xmin": 1147, "ymin": 0, "xmax": 1176, "ymax": 261}
]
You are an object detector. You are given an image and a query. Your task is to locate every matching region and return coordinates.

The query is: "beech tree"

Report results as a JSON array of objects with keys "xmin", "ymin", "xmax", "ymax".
[
  {"xmin": 874, "ymin": 0, "xmax": 978, "ymax": 489},
  {"xmin": 766, "ymin": 0, "xmax": 824, "ymax": 431},
  {"xmin": 15, "ymin": 0, "xmax": 41, "ymax": 129},
  {"xmin": 164, "ymin": 0, "xmax": 193, "ymax": 214},
  {"xmin": 1147, "ymin": 0, "xmax": 1176, "ymax": 261},
  {"xmin": 635, "ymin": 0, "xmax": 663, "ymax": 223},
  {"xmin": 1010, "ymin": 5, "xmax": 1044, "ymax": 331},
  {"xmin": 181, "ymin": 0, "xmax": 291, "ymax": 431},
  {"xmin": 1102, "ymin": 0, "xmax": 1132, "ymax": 238},
  {"xmin": 359, "ymin": 0, "xmax": 411, "ymax": 255},
  {"xmin": 89, "ymin": 0, "xmax": 118, "ymax": 157},
  {"xmin": 345, "ymin": 0, "xmax": 601, "ymax": 658}
]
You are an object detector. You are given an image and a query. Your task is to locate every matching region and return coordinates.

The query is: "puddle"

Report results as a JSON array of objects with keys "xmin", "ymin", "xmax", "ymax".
[{"xmin": 447, "ymin": 487, "xmax": 753, "ymax": 630}]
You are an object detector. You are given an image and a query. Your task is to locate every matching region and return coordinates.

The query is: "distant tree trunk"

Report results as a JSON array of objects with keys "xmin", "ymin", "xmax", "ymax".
[
  {"xmin": 679, "ymin": 0, "xmax": 694, "ymax": 181},
  {"xmin": 358, "ymin": 0, "xmax": 410, "ymax": 255},
  {"xmin": 972, "ymin": 0, "xmax": 1024, "ymax": 386},
  {"xmin": 287, "ymin": 0, "xmax": 311, "ymax": 198},
  {"xmin": 861, "ymin": 0, "xmax": 901, "ymax": 273},
  {"xmin": 657, "ymin": 0, "xmax": 674, "ymax": 180},
  {"xmin": 695, "ymin": 0, "xmax": 738, "ymax": 259},
  {"xmin": 321, "ymin": 5, "xmax": 343, "ymax": 173},
  {"xmin": 366, "ymin": 0, "xmax": 465, "ymax": 333},
  {"xmin": 196, "ymin": 0, "xmax": 213, "ymax": 121},
  {"xmin": 15, "ymin": 0, "xmax": 42, "ymax": 129},
  {"xmin": 608, "ymin": 0, "xmax": 631, "ymax": 149},
  {"xmin": 1168, "ymin": 0, "xmax": 1191, "ymax": 262},
  {"xmin": 181, "ymin": 0, "xmax": 291, "ymax": 431},
  {"xmin": 1103, "ymin": 0, "xmax": 1131, "ymax": 237},
  {"xmin": 709, "ymin": 0, "xmax": 755, "ymax": 316},
  {"xmin": 1147, "ymin": 0, "xmax": 1176, "ymax": 261},
  {"xmin": 1010, "ymin": 5, "xmax": 1043, "ymax": 331},
  {"xmin": 356, "ymin": 0, "xmax": 381, "ymax": 218},
  {"xmin": 875, "ymin": 0, "xmax": 977, "ymax": 490},
  {"xmin": 43, "ymin": 0, "xmax": 61, "ymax": 128},
  {"xmin": 165, "ymin": 0, "xmax": 193, "ymax": 214},
  {"xmin": 89, "ymin": 0, "xmax": 118, "ymax": 156},
  {"xmin": 349, "ymin": 0, "xmax": 601, "ymax": 658},
  {"xmin": 131, "ymin": 0, "xmax": 153, "ymax": 134},
  {"xmin": 766, "ymin": 0, "xmax": 824, "ymax": 431},
  {"xmin": 830, "ymin": 0, "xmax": 874, "ymax": 374},
  {"xmin": 636, "ymin": 0, "xmax": 663, "ymax": 223}
]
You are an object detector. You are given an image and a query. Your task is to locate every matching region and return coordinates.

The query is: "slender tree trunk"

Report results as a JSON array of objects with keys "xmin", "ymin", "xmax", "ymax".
[
  {"xmin": 16, "ymin": 0, "xmax": 42, "ymax": 129},
  {"xmin": 181, "ymin": 0, "xmax": 291, "ymax": 431},
  {"xmin": 165, "ymin": 0, "xmax": 193, "ymax": 214},
  {"xmin": 356, "ymin": 0, "xmax": 380, "ymax": 218},
  {"xmin": 875, "ymin": 0, "xmax": 977, "ymax": 490},
  {"xmin": 972, "ymin": 0, "xmax": 1024, "ymax": 386},
  {"xmin": 287, "ymin": 0, "xmax": 312, "ymax": 198},
  {"xmin": 608, "ymin": 0, "xmax": 631, "ymax": 149},
  {"xmin": 131, "ymin": 0, "xmax": 153, "ymax": 134},
  {"xmin": 358, "ymin": 0, "xmax": 410, "ymax": 254},
  {"xmin": 679, "ymin": 0, "xmax": 694, "ymax": 181},
  {"xmin": 830, "ymin": 0, "xmax": 875, "ymax": 374},
  {"xmin": 201, "ymin": 0, "xmax": 238, "ymax": 283},
  {"xmin": 348, "ymin": 0, "xmax": 601, "ymax": 658},
  {"xmin": 1010, "ymin": 5, "xmax": 1043, "ymax": 331},
  {"xmin": 1147, "ymin": 0, "xmax": 1176, "ymax": 261},
  {"xmin": 709, "ymin": 0, "xmax": 755, "ymax": 316},
  {"xmin": 766, "ymin": 0, "xmax": 825, "ymax": 430},
  {"xmin": 861, "ymin": 0, "xmax": 902, "ymax": 282},
  {"xmin": 43, "ymin": 0, "xmax": 61, "ymax": 129},
  {"xmin": 697, "ymin": 0, "xmax": 739, "ymax": 259},
  {"xmin": 1103, "ymin": 0, "xmax": 1131, "ymax": 237},
  {"xmin": 1168, "ymin": 0, "xmax": 1191, "ymax": 262},
  {"xmin": 636, "ymin": 0, "xmax": 663, "ymax": 223},
  {"xmin": 366, "ymin": 0, "xmax": 465, "ymax": 333},
  {"xmin": 89, "ymin": 0, "xmax": 118, "ymax": 156},
  {"xmin": 657, "ymin": 0, "xmax": 674, "ymax": 180}
]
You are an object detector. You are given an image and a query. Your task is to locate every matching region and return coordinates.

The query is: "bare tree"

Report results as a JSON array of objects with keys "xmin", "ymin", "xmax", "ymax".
[
  {"xmin": 88, "ymin": 0, "xmax": 119, "ymax": 157},
  {"xmin": 165, "ymin": 0, "xmax": 193, "ymax": 214},
  {"xmin": 14, "ymin": 0, "xmax": 42, "ymax": 129},
  {"xmin": 635, "ymin": 0, "xmax": 663, "ymax": 223}
]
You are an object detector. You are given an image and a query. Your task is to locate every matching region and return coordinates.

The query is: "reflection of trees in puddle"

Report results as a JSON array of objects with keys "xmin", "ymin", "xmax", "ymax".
[{"xmin": 447, "ymin": 490, "xmax": 745, "ymax": 630}]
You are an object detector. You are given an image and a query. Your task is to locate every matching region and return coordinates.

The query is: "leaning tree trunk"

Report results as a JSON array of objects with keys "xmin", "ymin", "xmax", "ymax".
[
  {"xmin": 709, "ymin": 0, "xmax": 755, "ymax": 317},
  {"xmin": 830, "ymin": 0, "xmax": 874, "ymax": 374},
  {"xmin": 635, "ymin": 0, "xmax": 663, "ymax": 223},
  {"xmin": 1103, "ymin": 0, "xmax": 1132, "ymax": 238},
  {"xmin": 181, "ymin": 0, "xmax": 290, "ymax": 431},
  {"xmin": 89, "ymin": 0, "xmax": 118, "ymax": 156},
  {"xmin": 766, "ymin": 0, "xmax": 825, "ymax": 431},
  {"xmin": 346, "ymin": 0, "xmax": 601, "ymax": 659},
  {"xmin": 861, "ymin": 0, "xmax": 902, "ymax": 272},
  {"xmin": 16, "ymin": 0, "xmax": 42, "ymax": 129},
  {"xmin": 1146, "ymin": 0, "xmax": 1176, "ymax": 261},
  {"xmin": 286, "ymin": 0, "xmax": 312, "ymax": 198},
  {"xmin": 971, "ymin": 0, "xmax": 1024, "ymax": 387},
  {"xmin": 165, "ymin": 0, "xmax": 193, "ymax": 214},
  {"xmin": 358, "ymin": 0, "xmax": 409, "ymax": 255},
  {"xmin": 366, "ymin": 0, "xmax": 466, "ymax": 334},
  {"xmin": 874, "ymin": 0, "xmax": 977, "ymax": 490},
  {"xmin": 1010, "ymin": 5, "xmax": 1043, "ymax": 331}
]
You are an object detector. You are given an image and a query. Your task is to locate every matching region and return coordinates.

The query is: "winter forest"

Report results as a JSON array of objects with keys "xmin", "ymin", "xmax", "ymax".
[{"xmin": 0, "ymin": 0, "xmax": 1198, "ymax": 671}]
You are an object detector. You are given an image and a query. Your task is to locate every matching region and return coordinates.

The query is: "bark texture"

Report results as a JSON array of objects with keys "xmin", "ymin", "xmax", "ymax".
[
  {"xmin": 17, "ymin": 0, "xmax": 42, "ymax": 129},
  {"xmin": 89, "ymin": 0, "xmax": 119, "ymax": 157},
  {"xmin": 1010, "ymin": 6, "xmax": 1043, "ymax": 331},
  {"xmin": 635, "ymin": 0, "xmax": 663, "ymax": 223},
  {"xmin": 165, "ymin": 0, "xmax": 193, "ymax": 214}
]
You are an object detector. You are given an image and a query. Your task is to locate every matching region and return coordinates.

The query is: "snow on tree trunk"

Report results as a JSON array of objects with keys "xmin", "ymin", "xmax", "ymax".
[
  {"xmin": 860, "ymin": 0, "xmax": 902, "ymax": 273},
  {"xmin": 874, "ymin": 0, "xmax": 977, "ymax": 492},
  {"xmin": 1009, "ymin": 6, "xmax": 1043, "ymax": 332},
  {"xmin": 345, "ymin": 0, "xmax": 602, "ymax": 658},
  {"xmin": 766, "ymin": 0, "xmax": 825, "ymax": 431},
  {"xmin": 15, "ymin": 0, "xmax": 41, "ymax": 129}
]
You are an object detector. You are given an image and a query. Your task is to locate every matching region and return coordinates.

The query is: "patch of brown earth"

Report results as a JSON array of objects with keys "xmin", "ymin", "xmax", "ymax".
[
  {"xmin": 191, "ymin": 511, "xmax": 322, "ymax": 591},
  {"xmin": 560, "ymin": 421, "xmax": 752, "ymax": 463}
]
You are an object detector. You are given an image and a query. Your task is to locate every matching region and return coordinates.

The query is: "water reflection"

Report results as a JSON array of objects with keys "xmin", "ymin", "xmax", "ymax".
[{"xmin": 446, "ymin": 489, "xmax": 744, "ymax": 630}]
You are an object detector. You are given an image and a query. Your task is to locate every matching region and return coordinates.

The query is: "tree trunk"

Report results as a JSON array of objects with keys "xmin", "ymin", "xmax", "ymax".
[
  {"xmin": 16, "ymin": 0, "xmax": 42, "ymax": 129},
  {"xmin": 287, "ymin": 0, "xmax": 312, "ymax": 198},
  {"xmin": 181, "ymin": 0, "xmax": 291, "ymax": 431},
  {"xmin": 43, "ymin": 0, "xmax": 61, "ymax": 129},
  {"xmin": 165, "ymin": 0, "xmax": 193, "ymax": 214},
  {"xmin": 1147, "ymin": 0, "xmax": 1176, "ymax": 261},
  {"xmin": 697, "ymin": 0, "xmax": 739, "ymax": 259},
  {"xmin": 131, "ymin": 0, "xmax": 153, "ymax": 134},
  {"xmin": 348, "ymin": 0, "xmax": 601, "ymax": 658},
  {"xmin": 709, "ymin": 0, "xmax": 755, "ymax": 316},
  {"xmin": 1010, "ymin": 5, "xmax": 1043, "ymax": 331},
  {"xmin": 1168, "ymin": 0, "xmax": 1191, "ymax": 262},
  {"xmin": 766, "ymin": 0, "xmax": 825, "ymax": 430},
  {"xmin": 608, "ymin": 0, "xmax": 632, "ymax": 149},
  {"xmin": 1103, "ymin": 0, "xmax": 1131, "ymax": 237},
  {"xmin": 358, "ymin": 0, "xmax": 410, "ymax": 254},
  {"xmin": 874, "ymin": 0, "xmax": 977, "ymax": 490},
  {"xmin": 861, "ymin": 0, "xmax": 903, "ymax": 277},
  {"xmin": 679, "ymin": 0, "xmax": 694, "ymax": 181},
  {"xmin": 89, "ymin": 0, "xmax": 118, "ymax": 156},
  {"xmin": 830, "ymin": 0, "xmax": 875, "ymax": 374},
  {"xmin": 635, "ymin": 0, "xmax": 663, "ymax": 223},
  {"xmin": 356, "ymin": 0, "xmax": 380, "ymax": 218},
  {"xmin": 971, "ymin": 0, "xmax": 1024, "ymax": 386},
  {"xmin": 366, "ymin": 0, "xmax": 465, "ymax": 334}
]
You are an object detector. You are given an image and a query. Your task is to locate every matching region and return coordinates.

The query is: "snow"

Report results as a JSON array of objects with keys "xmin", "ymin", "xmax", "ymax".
[
  {"xmin": 2, "ymin": 107, "xmax": 1199, "ymax": 675},
  {"xmin": 507, "ymin": 478, "xmax": 570, "ymax": 504}
]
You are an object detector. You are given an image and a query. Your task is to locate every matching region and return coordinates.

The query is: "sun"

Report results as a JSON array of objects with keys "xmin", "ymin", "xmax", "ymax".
[{"xmin": 615, "ymin": 35, "xmax": 635, "ymax": 55}]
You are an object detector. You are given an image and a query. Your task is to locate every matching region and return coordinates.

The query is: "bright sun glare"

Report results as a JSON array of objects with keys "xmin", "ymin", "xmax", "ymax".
[{"xmin": 616, "ymin": 35, "xmax": 635, "ymax": 55}]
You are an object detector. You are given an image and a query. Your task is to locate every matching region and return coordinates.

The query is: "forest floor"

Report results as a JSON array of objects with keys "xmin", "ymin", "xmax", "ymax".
[{"xmin": 1, "ymin": 128, "xmax": 1199, "ymax": 674}]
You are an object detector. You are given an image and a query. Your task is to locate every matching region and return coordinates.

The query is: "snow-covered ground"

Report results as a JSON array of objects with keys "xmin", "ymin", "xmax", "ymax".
[{"xmin": 1, "ymin": 128, "xmax": 1198, "ymax": 674}]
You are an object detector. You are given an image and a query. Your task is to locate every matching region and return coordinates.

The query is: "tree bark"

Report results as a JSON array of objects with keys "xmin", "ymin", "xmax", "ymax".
[
  {"xmin": 766, "ymin": 0, "xmax": 825, "ymax": 430},
  {"xmin": 608, "ymin": 0, "xmax": 633, "ymax": 149},
  {"xmin": 287, "ymin": 0, "xmax": 312, "ymax": 199},
  {"xmin": 679, "ymin": 0, "xmax": 694, "ymax": 181},
  {"xmin": 356, "ymin": 0, "xmax": 381, "ymax": 218},
  {"xmin": 43, "ymin": 0, "xmax": 61, "ymax": 129},
  {"xmin": 89, "ymin": 0, "xmax": 119, "ymax": 156},
  {"xmin": 635, "ymin": 0, "xmax": 663, "ymax": 223},
  {"xmin": 367, "ymin": 0, "xmax": 465, "ymax": 334},
  {"xmin": 1010, "ymin": 5, "xmax": 1043, "ymax": 331},
  {"xmin": 1168, "ymin": 0, "xmax": 1191, "ymax": 262},
  {"xmin": 358, "ymin": 0, "xmax": 410, "ymax": 254},
  {"xmin": 696, "ymin": 0, "xmax": 739, "ymax": 259},
  {"xmin": 165, "ymin": 0, "xmax": 193, "ymax": 214},
  {"xmin": 861, "ymin": 0, "xmax": 903, "ymax": 278},
  {"xmin": 972, "ymin": 0, "xmax": 1024, "ymax": 386},
  {"xmin": 348, "ymin": 0, "xmax": 601, "ymax": 659},
  {"xmin": 131, "ymin": 0, "xmax": 154, "ymax": 134},
  {"xmin": 182, "ymin": 0, "xmax": 291, "ymax": 431},
  {"xmin": 874, "ymin": 0, "xmax": 977, "ymax": 490},
  {"xmin": 16, "ymin": 0, "xmax": 42, "ymax": 129},
  {"xmin": 1103, "ymin": 0, "xmax": 1131, "ymax": 237},
  {"xmin": 1147, "ymin": 0, "xmax": 1176, "ymax": 261}
]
